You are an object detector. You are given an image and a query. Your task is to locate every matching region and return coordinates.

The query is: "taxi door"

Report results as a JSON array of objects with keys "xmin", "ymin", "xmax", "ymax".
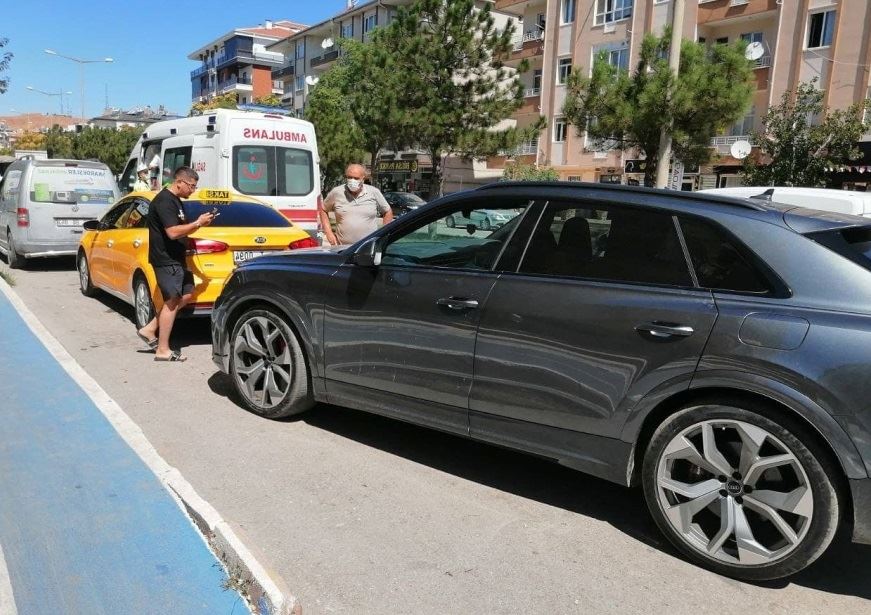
[
  {"xmin": 106, "ymin": 197, "xmax": 151, "ymax": 298},
  {"xmin": 88, "ymin": 200, "xmax": 134, "ymax": 290}
]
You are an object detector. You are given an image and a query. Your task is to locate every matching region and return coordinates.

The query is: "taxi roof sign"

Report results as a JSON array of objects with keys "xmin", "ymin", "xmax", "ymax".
[{"xmin": 197, "ymin": 189, "xmax": 231, "ymax": 203}]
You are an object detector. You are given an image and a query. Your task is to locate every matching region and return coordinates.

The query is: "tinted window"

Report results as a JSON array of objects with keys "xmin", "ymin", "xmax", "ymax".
[
  {"xmin": 101, "ymin": 201, "xmax": 134, "ymax": 229},
  {"xmin": 182, "ymin": 200, "xmax": 291, "ymax": 228},
  {"xmin": 519, "ymin": 202, "xmax": 693, "ymax": 287},
  {"xmin": 806, "ymin": 226, "xmax": 871, "ymax": 273},
  {"xmin": 382, "ymin": 202, "xmax": 526, "ymax": 270},
  {"xmin": 679, "ymin": 216, "xmax": 771, "ymax": 293},
  {"xmin": 121, "ymin": 198, "xmax": 150, "ymax": 229},
  {"xmin": 233, "ymin": 146, "xmax": 313, "ymax": 197},
  {"xmin": 163, "ymin": 146, "xmax": 192, "ymax": 184}
]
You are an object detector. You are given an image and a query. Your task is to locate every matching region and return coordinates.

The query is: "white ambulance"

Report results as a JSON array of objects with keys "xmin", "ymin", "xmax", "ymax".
[{"xmin": 119, "ymin": 108, "xmax": 321, "ymax": 234}]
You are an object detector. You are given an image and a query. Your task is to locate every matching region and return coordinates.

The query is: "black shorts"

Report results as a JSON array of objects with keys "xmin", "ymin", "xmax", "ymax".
[{"xmin": 153, "ymin": 264, "xmax": 194, "ymax": 300}]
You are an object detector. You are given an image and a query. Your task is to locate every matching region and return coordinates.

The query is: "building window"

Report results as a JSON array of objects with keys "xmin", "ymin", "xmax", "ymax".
[
  {"xmin": 740, "ymin": 32, "xmax": 764, "ymax": 45},
  {"xmin": 364, "ymin": 14, "xmax": 377, "ymax": 33},
  {"xmin": 807, "ymin": 10, "xmax": 835, "ymax": 49},
  {"xmin": 295, "ymin": 75, "xmax": 305, "ymax": 92},
  {"xmin": 557, "ymin": 58, "xmax": 572, "ymax": 85},
  {"xmin": 716, "ymin": 37, "xmax": 729, "ymax": 45},
  {"xmin": 295, "ymin": 41, "xmax": 306, "ymax": 60},
  {"xmin": 533, "ymin": 69, "xmax": 542, "ymax": 91},
  {"xmin": 554, "ymin": 118, "xmax": 568, "ymax": 142},
  {"xmin": 562, "ymin": 0, "xmax": 576, "ymax": 24},
  {"xmin": 729, "ymin": 107, "xmax": 755, "ymax": 136},
  {"xmin": 341, "ymin": 22, "xmax": 353, "ymax": 38},
  {"xmin": 566, "ymin": 175, "xmax": 582, "ymax": 181},
  {"xmin": 604, "ymin": 46, "xmax": 629, "ymax": 71},
  {"xmin": 595, "ymin": 0, "xmax": 633, "ymax": 26}
]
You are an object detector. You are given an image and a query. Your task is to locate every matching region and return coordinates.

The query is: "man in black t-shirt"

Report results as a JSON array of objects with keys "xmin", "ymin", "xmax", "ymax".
[{"xmin": 137, "ymin": 166, "xmax": 214, "ymax": 362}]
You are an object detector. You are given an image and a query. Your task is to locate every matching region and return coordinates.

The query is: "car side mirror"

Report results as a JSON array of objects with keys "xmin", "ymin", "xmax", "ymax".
[
  {"xmin": 82, "ymin": 219, "xmax": 101, "ymax": 231},
  {"xmin": 352, "ymin": 237, "xmax": 382, "ymax": 267}
]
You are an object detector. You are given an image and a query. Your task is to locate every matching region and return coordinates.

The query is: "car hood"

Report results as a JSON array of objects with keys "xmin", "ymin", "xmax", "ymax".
[{"xmin": 235, "ymin": 244, "xmax": 349, "ymax": 269}]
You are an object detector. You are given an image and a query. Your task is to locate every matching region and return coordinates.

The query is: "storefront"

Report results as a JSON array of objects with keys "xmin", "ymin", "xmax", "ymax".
[
  {"xmin": 827, "ymin": 142, "xmax": 871, "ymax": 191},
  {"xmin": 374, "ymin": 156, "xmax": 432, "ymax": 195},
  {"xmin": 622, "ymin": 159, "xmax": 700, "ymax": 190}
]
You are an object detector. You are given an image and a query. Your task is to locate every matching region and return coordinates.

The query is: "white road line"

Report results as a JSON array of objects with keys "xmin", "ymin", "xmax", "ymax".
[
  {"xmin": 0, "ymin": 542, "xmax": 18, "ymax": 615},
  {"xmin": 0, "ymin": 278, "xmax": 297, "ymax": 615}
]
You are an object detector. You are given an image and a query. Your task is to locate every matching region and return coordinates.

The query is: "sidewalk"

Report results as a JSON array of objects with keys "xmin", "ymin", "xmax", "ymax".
[{"xmin": 0, "ymin": 284, "xmax": 246, "ymax": 614}]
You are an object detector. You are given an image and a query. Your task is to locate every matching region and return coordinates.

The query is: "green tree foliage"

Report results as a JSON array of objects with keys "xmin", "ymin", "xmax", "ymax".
[
  {"xmin": 501, "ymin": 162, "xmax": 559, "ymax": 181},
  {"xmin": 190, "ymin": 92, "xmax": 238, "ymax": 115},
  {"xmin": 563, "ymin": 30, "xmax": 754, "ymax": 186},
  {"xmin": 377, "ymin": 0, "xmax": 543, "ymax": 198},
  {"xmin": 305, "ymin": 41, "xmax": 366, "ymax": 191},
  {"xmin": 13, "ymin": 131, "xmax": 45, "ymax": 151},
  {"xmin": 72, "ymin": 126, "xmax": 143, "ymax": 174},
  {"xmin": 44, "ymin": 125, "xmax": 74, "ymax": 159},
  {"xmin": 0, "ymin": 37, "xmax": 12, "ymax": 94},
  {"xmin": 742, "ymin": 80, "xmax": 869, "ymax": 187},
  {"xmin": 254, "ymin": 94, "xmax": 281, "ymax": 107}
]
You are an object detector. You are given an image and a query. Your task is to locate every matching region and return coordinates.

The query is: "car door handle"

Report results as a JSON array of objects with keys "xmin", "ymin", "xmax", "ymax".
[
  {"xmin": 635, "ymin": 322, "xmax": 694, "ymax": 339},
  {"xmin": 106, "ymin": 240, "xmax": 114, "ymax": 248},
  {"xmin": 436, "ymin": 297, "xmax": 479, "ymax": 310},
  {"xmin": 133, "ymin": 239, "xmax": 142, "ymax": 248}
]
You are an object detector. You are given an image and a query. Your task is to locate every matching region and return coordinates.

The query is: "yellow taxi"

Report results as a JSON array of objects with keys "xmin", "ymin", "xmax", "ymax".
[{"xmin": 77, "ymin": 188, "xmax": 317, "ymax": 328}]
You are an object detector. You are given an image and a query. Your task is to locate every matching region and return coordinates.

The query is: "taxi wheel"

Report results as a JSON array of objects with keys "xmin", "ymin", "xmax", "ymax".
[
  {"xmin": 229, "ymin": 308, "xmax": 314, "ymax": 419},
  {"xmin": 77, "ymin": 251, "xmax": 96, "ymax": 297},
  {"xmin": 7, "ymin": 231, "xmax": 24, "ymax": 269},
  {"xmin": 133, "ymin": 276, "xmax": 155, "ymax": 329}
]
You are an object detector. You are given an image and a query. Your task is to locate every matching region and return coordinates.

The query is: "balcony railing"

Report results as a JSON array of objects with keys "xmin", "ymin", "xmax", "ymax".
[
  {"xmin": 218, "ymin": 75, "xmax": 253, "ymax": 92},
  {"xmin": 273, "ymin": 61, "xmax": 295, "ymax": 78},
  {"xmin": 754, "ymin": 55, "xmax": 772, "ymax": 69},
  {"xmin": 215, "ymin": 49, "xmax": 284, "ymax": 69},
  {"xmin": 311, "ymin": 49, "xmax": 340, "ymax": 68},
  {"xmin": 710, "ymin": 135, "xmax": 755, "ymax": 154},
  {"xmin": 524, "ymin": 87, "xmax": 541, "ymax": 98},
  {"xmin": 513, "ymin": 30, "xmax": 544, "ymax": 51},
  {"xmin": 512, "ymin": 140, "xmax": 539, "ymax": 156}
]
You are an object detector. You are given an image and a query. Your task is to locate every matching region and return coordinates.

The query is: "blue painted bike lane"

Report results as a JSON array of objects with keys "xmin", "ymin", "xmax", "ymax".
[{"xmin": 0, "ymin": 288, "xmax": 245, "ymax": 614}]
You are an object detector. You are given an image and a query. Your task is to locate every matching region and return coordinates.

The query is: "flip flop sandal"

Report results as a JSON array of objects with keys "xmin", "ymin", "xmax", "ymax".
[
  {"xmin": 154, "ymin": 351, "xmax": 186, "ymax": 362},
  {"xmin": 137, "ymin": 332, "xmax": 159, "ymax": 349}
]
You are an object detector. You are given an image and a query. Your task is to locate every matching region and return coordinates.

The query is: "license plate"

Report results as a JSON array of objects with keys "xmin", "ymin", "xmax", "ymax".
[
  {"xmin": 56, "ymin": 218, "xmax": 84, "ymax": 227},
  {"xmin": 233, "ymin": 250, "xmax": 269, "ymax": 263}
]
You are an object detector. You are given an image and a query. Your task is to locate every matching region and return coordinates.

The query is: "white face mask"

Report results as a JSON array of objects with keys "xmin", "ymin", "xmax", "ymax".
[{"xmin": 346, "ymin": 178, "xmax": 363, "ymax": 192}]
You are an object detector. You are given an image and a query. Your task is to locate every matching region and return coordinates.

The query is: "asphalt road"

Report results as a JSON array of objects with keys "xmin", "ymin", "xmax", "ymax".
[{"xmin": 5, "ymin": 257, "xmax": 871, "ymax": 615}]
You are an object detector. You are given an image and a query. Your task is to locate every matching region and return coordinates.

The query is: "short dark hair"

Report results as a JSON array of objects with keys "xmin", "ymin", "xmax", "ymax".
[{"xmin": 174, "ymin": 166, "xmax": 199, "ymax": 181}]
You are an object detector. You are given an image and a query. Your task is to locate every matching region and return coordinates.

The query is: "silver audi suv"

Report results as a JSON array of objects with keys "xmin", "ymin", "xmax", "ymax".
[{"xmin": 212, "ymin": 181, "xmax": 871, "ymax": 581}]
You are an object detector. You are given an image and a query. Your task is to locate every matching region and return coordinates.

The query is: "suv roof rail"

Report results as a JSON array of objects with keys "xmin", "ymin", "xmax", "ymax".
[{"xmin": 476, "ymin": 180, "xmax": 769, "ymax": 212}]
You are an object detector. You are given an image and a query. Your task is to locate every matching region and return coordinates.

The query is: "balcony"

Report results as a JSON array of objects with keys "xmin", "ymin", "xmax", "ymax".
[
  {"xmin": 506, "ymin": 31, "xmax": 544, "ymax": 64},
  {"xmin": 311, "ymin": 48, "xmax": 340, "ymax": 69},
  {"xmin": 215, "ymin": 48, "xmax": 284, "ymax": 69},
  {"xmin": 710, "ymin": 135, "xmax": 754, "ymax": 155},
  {"xmin": 697, "ymin": 0, "xmax": 779, "ymax": 26},
  {"xmin": 754, "ymin": 55, "xmax": 771, "ymax": 69},
  {"xmin": 494, "ymin": 0, "xmax": 545, "ymax": 15},
  {"xmin": 190, "ymin": 63, "xmax": 213, "ymax": 78},
  {"xmin": 516, "ymin": 94, "xmax": 541, "ymax": 115},
  {"xmin": 273, "ymin": 61, "xmax": 295, "ymax": 79},
  {"xmin": 524, "ymin": 87, "xmax": 541, "ymax": 98},
  {"xmin": 218, "ymin": 75, "xmax": 253, "ymax": 94}
]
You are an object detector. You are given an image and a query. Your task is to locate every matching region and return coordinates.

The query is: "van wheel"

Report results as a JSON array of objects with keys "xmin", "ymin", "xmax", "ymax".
[
  {"xmin": 641, "ymin": 401, "xmax": 840, "ymax": 581},
  {"xmin": 6, "ymin": 231, "xmax": 24, "ymax": 269},
  {"xmin": 133, "ymin": 276, "xmax": 155, "ymax": 329},
  {"xmin": 77, "ymin": 252, "xmax": 96, "ymax": 296},
  {"xmin": 229, "ymin": 308, "xmax": 314, "ymax": 419}
]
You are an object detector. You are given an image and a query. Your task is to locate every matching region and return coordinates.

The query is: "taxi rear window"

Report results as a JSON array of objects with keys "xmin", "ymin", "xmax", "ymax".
[
  {"xmin": 183, "ymin": 201, "xmax": 291, "ymax": 228},
  {"xmin": 806, "ymin": 226, "xmax": 871, "ymax": 272}
]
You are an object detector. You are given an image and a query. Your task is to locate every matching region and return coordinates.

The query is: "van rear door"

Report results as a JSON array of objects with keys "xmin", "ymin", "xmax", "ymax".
[{"xmin": 24, "ymin": 161, "xmax": 119, "ymax": 244}]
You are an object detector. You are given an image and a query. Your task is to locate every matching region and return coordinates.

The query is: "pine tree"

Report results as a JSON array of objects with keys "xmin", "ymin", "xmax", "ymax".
[{"xmin": 0, "ymin": 37, "xmax": 12, "ymax": 94}]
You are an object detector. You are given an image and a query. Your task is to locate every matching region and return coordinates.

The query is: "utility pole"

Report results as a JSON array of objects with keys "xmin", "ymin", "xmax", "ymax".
[{"xmin": 654, "ymin": 0, "xmax": 685, "ymax": 189}]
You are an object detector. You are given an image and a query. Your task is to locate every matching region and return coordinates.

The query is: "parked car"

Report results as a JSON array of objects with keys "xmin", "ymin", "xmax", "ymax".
[
  {"xmin": 444, "ymin": 208, "xmax": 516, "ymax": 230},
  {"xmin": 212, "ymin": 181, "xmax": 871, "ymax": 581},
  {"xmin": 0, "ymin": 158, "xmax": 120, "ymax": 268},
  {"xmin": 699, "ymin": 186, "xmax": 871, "ymax": 217},
  {"xmin": 77, "ymin": 189, "xmax": 317, "ymax": 329},
  {"xmin": 383, "ymin": 191, "xmax": 427, "ymax": 217}
]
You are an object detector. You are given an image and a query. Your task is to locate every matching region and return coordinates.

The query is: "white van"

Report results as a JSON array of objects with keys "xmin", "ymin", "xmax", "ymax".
[
  {"xmin": 119, "ymin": 109, "xmax": 321, "ymax": 234},
  {"xmin": 0, "ymin": 158, "xmax": 119, "ymax": 268},
  {"xmin": 698, "ymin": 186, "xmax": 871, "ymax": 217}
]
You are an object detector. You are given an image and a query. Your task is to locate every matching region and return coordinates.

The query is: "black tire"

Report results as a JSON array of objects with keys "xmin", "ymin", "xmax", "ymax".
[
  {"xmin": 228, "ymin": 308, "xmax": 314, "ymax": 419},
  {"xmin": 641, "ymin": 400, "xmax": 840, "ymax": 581},
  {"xmin": 77, "ymin": 251, "xmax": 96, "ymax": 297},
  {"xmin": 133, "ymin": 275, "xmax": 155, "ymax": 329},
  {"xmin": 7, "ymin": 231, "xmax": 24, "ymax": 269},
  {"xmin": 445, "ymin": 215, "xmax": 456, "ymax": 228}
]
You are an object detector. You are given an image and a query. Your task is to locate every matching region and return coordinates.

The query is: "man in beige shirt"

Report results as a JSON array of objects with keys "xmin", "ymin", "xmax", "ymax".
[{"xmin": 320, "ymin": 163, "xmax": 394, "ymax": 245}]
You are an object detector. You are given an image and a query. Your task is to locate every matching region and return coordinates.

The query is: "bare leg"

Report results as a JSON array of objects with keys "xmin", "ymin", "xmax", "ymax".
[
  {"xmin": 138, "ymin": 316, "xmax": 158, "ymax": 342},
  {"xmin": 155, "ymin": 296, "xmax": 181, "ymax": 359}
]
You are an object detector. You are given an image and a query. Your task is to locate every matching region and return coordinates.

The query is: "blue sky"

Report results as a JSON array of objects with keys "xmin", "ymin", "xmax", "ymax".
[{"xmin": 1, "ymin": 0, "xmax": 351, "ymax": 118}]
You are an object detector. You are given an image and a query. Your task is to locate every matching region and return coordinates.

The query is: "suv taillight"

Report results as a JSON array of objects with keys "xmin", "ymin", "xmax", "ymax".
[
  {"xmin": 289, "ymin": 237, "xmax": 318, "ymax": 249},
  {"xmin": 187, "ymin": 238, "xmax": 228, "ymax": 255},
  {"xmin": 16, "ymin": 208, "xmax": 29, "ymax": 227}
]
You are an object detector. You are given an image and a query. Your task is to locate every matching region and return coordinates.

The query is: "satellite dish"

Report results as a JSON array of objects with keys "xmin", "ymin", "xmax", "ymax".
[
  {"xmin": 321, "ymin": 38, "xmax": 334, "ymax": 49},
  {"xmin": 305, "ymin": 75, "xmax": 320, "ymax": 86},
  {"xmin": 744, "ymin": 41, "xmax": 765, "ymax": 61},
  {"xmin": 730, "ymin": 140, "xmax": 752, "ymax": 159}
]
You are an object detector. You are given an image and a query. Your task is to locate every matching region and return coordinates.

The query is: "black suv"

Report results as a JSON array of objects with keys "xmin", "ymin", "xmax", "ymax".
[{"xmin": 212, "ymin": 182, "xmax": 871, "ymax": 580}]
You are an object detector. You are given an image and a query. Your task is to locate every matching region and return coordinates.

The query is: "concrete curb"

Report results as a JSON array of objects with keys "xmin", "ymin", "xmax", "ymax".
[{"xmin": 0, "ymin": 274, "xmax": 300, "ymax": 615}]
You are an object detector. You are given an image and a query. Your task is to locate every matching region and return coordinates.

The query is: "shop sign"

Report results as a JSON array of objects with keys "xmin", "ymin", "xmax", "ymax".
[{"xmin": 375, "ymin": 160, "xmax": 419, "ymax": 173}]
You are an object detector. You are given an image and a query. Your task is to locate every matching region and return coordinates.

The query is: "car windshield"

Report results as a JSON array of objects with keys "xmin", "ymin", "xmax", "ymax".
[{"xmin": 182, "ymin": 200, "xmax": 291, "ymax": 228}]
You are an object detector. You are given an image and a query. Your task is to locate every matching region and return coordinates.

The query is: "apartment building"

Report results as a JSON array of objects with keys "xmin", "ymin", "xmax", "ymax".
[
  {"xmin": 495, "ymin": 0, "xmax": 871, "ymax": 190},
  {"xmin": 188, "ymin": 20, "xmax": 307, "ymax": 106}
]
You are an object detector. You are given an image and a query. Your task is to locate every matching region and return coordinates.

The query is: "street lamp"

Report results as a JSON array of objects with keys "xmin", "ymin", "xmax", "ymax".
[
  {"xmin": 26, "ymin": 85, "xmax": 74, "ymax": 115},
  {"xmin": 44, "ymin": 49, "xmax": 113, "ymax": 122}
]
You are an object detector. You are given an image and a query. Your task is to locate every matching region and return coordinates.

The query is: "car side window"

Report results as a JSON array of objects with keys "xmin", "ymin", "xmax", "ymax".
[
  {"xmin": 678, "ymin": 216, "xmax": 771, "ymax": 293},
  {"xmin": 519, "ymin": 201, "xmax": 693, "ymax": 287},
  {"xmin": 101, "ymin": 201, "xmax": 135, "ymax": 230},
  {"xmin": 1, "ymin": 169, "xmax": 22, "ymax": 202},
  {"xmin": 122, "ymin": 198, "xmax": 150, "ymax": 229},
  {"xmin": 381, "ymin": 201, "xmax": 527, "ymax": 270}
]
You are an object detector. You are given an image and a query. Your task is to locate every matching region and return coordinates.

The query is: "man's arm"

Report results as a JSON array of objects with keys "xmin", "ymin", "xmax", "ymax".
[
  {"xmin": 320, "ymin": 191, "xmax": 338, "ymax": 245},
  {"xmin": 165, "ymin": 214, "xmax": 213, "ymax": 240},
  {"xmin": 374, "ymin": 190, "xmax": 394, "ymax": 225}
]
